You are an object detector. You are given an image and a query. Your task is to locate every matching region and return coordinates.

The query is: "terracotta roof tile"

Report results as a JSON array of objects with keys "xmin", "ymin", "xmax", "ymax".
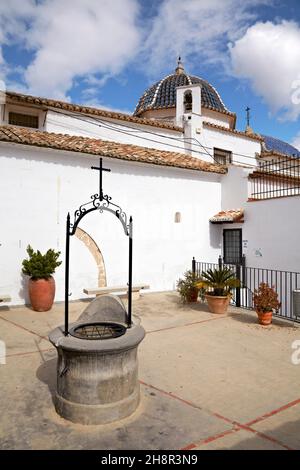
[
  {"xmin": 203, "ymin": 121, "xmax": 263, "ymax": 142},
  {"xmin": 210, "ymin": 209, "xmax": 244, "ymax": 223},
  {"xmin": 0, "ymin": 125, "xmax": 226, "ymax": 174},
  {"xmin": 6, "ymin": 91, "xmax": 183, "ymax": 133}
]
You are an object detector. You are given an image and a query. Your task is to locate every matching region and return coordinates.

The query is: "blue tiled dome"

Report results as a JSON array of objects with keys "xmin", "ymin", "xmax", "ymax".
[
  {"xmin": 262, "ymin": 135, "xmax": 300, "ymax": 158},
  {"xmin": 134, "ymin": 58, "xmax": 228, "ymax": 116}
]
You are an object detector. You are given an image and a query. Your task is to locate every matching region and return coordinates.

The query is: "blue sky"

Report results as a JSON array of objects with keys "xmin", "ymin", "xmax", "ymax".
[{"xmin": 1, "ymin": 0, "xmax": 300, "ymax": 147}]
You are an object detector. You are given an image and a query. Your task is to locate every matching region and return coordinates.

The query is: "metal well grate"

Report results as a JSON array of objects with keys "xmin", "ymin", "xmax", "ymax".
[{"xmin": 70, "ymin": 322, "xmax": 126, "ymax": 340}]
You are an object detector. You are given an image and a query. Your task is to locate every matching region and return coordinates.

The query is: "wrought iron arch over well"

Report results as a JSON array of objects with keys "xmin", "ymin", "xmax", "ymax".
[{"xmin": 64, "ymin": 158, "xmax": 133, "ymax": 335}]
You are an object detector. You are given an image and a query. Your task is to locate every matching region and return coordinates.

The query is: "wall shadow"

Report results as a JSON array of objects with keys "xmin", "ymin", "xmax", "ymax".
[
  {"xmin": 229, "ymin": 309, "xmax": 298, "ymax": 329},
  {"xmin": 36, "ymin": 357, "xmax": 57, "ymax": 406},
  {"xmin": 209, "ymin": 223, "xmax": 222, "ymax": 250},
  {"xmin": 19, "ymin": 273, "xmax": 29, "ymax": 305}
]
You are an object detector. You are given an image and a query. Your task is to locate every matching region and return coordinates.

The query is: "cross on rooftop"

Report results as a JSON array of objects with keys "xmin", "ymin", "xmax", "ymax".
[
  {"xmin": 246, "ymin": 106, "xmax": 251, "ymax": 127},
  {"xmin": 91, "ymin": 158, "xmax": 111, "ymax": 201}
]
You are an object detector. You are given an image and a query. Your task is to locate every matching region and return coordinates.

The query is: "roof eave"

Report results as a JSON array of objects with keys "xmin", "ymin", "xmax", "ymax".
[
  {"xmin": 0, "ymin": 125, "xmax": 226, "ymax": 175},
  {"xmin": 6, "ymin": 91, "xmax": 184, "ymax": 133}
]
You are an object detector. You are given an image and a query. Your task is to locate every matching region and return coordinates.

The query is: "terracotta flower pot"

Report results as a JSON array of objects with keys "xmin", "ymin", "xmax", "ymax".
[
  {"xmin": 28, "ymin": 276, "xmax": 55, "ymax": 312},
  {"xmin": 187, "ymin": 288, "xmax": 199, "ymax": 303},
  {"xmin": 205, "ymin": 294, "xmax": 230, "ymax": 314},
  {"xmin": 256, "ymin": 310, "xmax": 272, "ymax": 326}
]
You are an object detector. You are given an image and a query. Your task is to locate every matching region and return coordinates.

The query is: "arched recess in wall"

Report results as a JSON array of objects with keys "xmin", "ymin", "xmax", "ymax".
[
  {"xmin": 184, "ymin": 90, "xmax": 192, "ymax": 112},
  {"xmin": 74, "ymin": 227, "xmax": 107, "ymax": 287}
]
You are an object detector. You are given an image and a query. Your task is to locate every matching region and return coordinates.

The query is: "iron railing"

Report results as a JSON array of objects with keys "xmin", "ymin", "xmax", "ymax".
[
  {"xmin": 193, "ymin": 257, "xmax": 300, "ymax": 322},
  {"xmin": 249, "ymin": 158, "xmax": 300, "ymax": 200}
]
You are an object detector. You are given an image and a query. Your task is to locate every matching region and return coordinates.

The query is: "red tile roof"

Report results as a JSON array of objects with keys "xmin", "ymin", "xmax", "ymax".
[
  {"xmin": 203, "ymin": 121, "xmax": 263, "ymax": 142},
  {"xmin": 0, "ymin": 125, "xmax": 227, "ymax": 174},
  {"xmin": 6, "ymin": 91, "xmax": 183, "ymax": 133},
  {"xmin": 210, "ymin": 209, "xmax": 244, "ymax": 223}
]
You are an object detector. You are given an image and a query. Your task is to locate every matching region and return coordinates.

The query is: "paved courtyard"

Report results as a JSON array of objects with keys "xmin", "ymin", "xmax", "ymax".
[{"xmin": 0, "ymin": 292, "xmax": 300, "ymax": 450}]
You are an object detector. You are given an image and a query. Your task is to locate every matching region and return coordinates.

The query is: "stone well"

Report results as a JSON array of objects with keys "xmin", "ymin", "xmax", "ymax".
[{"xmin": 49, "ymin": 295, "xmax": 145, "ymax": 425}]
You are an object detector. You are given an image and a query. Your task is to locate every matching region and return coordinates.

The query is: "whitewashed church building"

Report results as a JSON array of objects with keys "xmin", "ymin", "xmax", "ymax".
[{"xmin": 1, "ymin": 58, "xmax": 300, "ymax": 305}]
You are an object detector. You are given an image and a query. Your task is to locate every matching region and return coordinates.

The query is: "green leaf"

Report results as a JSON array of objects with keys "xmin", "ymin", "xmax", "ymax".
[{"xmin": 22, "ymin": 245, "xmax": 62, "ymax": 279}]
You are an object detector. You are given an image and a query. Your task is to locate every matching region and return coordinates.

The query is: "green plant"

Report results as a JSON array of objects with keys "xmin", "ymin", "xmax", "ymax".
[
  {"xmin": 176, "ymin": 270, "xmax": 201, "ymax": 302},
  {"xmin": 197, "ymin": 266, "xmax": 240, "ymax": 297},
  {"xmin": 22, "ymin": 245, "xmax": 62, "ymax": 280},
  {"xmin": 253, "ymin": 283, "xmax": 281, "ymax": 313}
]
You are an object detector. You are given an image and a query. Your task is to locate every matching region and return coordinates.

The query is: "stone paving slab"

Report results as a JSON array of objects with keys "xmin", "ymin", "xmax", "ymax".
[
  {"xmin": 194, "ymin": 428, "xmax": 286, "ymax": 450},
  {"xmin": 139, "ymin": 303, "xmax": 300, "ymax": 424},
  {"xmin": 135, "ymin": 293, "xmax": 215, "ymax": 332},
  {"xmin": 0, "ymin": 300, "xmax": 87, "ymax": 338},
  {"xmin": 0, "ymin": 317, "xmax": 51, "ymax": 356},
  {"xmin": 0, "ymin": 292, "xmax": 300, "ymax": 450},
  {"xmin": 250, "ymin": 402, "xmax": 300, "ymax": 450},
  {"xmin": 0, "ymin": 353, "xmax": 231, "ymax": 450}
]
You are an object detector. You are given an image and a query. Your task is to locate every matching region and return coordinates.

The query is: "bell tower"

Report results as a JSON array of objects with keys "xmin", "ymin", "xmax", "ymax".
[{"xmin": 175, "ymin": 58, "xmax": 203, "ymax": 155}]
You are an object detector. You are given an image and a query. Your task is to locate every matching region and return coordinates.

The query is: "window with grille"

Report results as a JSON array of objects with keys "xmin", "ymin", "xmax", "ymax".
[
  {"xmin": 214, "ymin": 147, "xmax": 232, "ymax": 165},
  {"xmin": 8, "ymin": 112, "xmax": 39, "ymax": 129},
  {"xmin": 223, "ymin": 229, "xmax": 242, "ymax": 264}
]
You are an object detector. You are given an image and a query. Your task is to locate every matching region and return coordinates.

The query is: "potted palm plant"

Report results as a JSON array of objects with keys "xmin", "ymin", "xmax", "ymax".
[
  {"xmin": 177, "ymin": 270, "xmax": 201, "ymax": 303},
  {"xmin": 22, "ymin": 245, "xmax": 62, "ymax": 312},
  {"xmin": 197, "ymin": 267, "xmax": 240, "ymax": 314},
  {"xmin": 253, "ymin": 282, "xmax": 280, "ymax": 325}
]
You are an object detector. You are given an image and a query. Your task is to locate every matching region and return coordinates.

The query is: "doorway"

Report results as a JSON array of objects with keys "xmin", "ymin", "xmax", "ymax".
[{"xmin": 223, "ymin": 229, "xmax": 242, "ymax": 264}]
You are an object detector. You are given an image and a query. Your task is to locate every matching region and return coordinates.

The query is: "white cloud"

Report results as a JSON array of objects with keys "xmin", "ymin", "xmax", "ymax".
[
  {"xmin": 291, "ymin": 132, "xmax": 300, "ymax": 151},
  {"xmin": 0, "ymin": 0, "xmax": 141, "ymax": 100},
  {"xmin": 142, "ymin": 0, "xmax": 271, "ymax": 76},
  {"xmin": 230, "ymin": 20, "xmax": 300, "ymax": 121},
  {"xmin": 80, "ymin": 97, "xmax": 132, "ymax": 115},
  {"xmin": 1, "ymin": 0, "xmax": 299, "ymax": 126},
  {"xmin": 0, "ymin": 0, "xmax": 35, "ymax": 80},
  {"xmin": 0, "ymin": 1, "xmax": 35, "ymax": 44}
]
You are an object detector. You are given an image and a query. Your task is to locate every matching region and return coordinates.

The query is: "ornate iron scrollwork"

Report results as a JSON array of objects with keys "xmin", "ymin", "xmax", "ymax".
[{"xmin": 70, "ymin": 192, "xmax": 130, "ymax": 236}]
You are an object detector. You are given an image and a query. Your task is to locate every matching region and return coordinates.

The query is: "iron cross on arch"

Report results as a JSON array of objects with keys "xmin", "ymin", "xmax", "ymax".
[{"xmin": 91, "ymin": 157, "xmax": 111, "ymax": 201}]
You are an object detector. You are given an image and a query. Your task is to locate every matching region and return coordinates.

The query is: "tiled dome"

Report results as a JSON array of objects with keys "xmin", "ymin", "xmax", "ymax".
[
  {"xmin": 134, "ymin": 58, "xmax": 228, "ymax": 116},
  {"xmin": 262, "ymin": 135, "xmax": 300, "ymax": 158}
]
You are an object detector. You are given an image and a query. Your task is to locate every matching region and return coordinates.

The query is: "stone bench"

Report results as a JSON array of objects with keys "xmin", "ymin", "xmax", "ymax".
[
  {"xmin": 83, "ymin": 284, "xmax": 150, "ymax": 300},
  {"xmin": 0, "ymin": 294, "xmax": 11, "ymax": 303}
]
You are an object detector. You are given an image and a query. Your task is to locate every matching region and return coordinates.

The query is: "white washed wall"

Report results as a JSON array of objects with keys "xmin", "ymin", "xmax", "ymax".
[
  {"xmin": 0, "ymin": 143, "xmax": 222, "ymax": 305},
  {"xmin": 45, "ymin": 110, "xmax": 188, "ymax": 154},
  {"xmin": 207, "ymin": 167, "xmax": 300, "ymax": 274},
  {"xmin": 242, "ymin": 196, "xmax": 300, "ymax": 272},
  {"xmin": 45, "ymin": 110, "xmax": 258, "ymax": 166},
  {"xmin": 45, "ymin": 111, "xmax": 260, "ymax": 165},
  {"xmin": 201, "ymin": 109, "xmax": 231, "ymax": 128},
  {"xmin": 201, "ymin": 127, "xmax": 261, "ymax": 165},
  {"xmin": 2, "ymin": 101, "xmax": 260, "ymax": 167},
  {"xmin": 221, "ymin": 165, "xmax": 252, "ymax": 210}
]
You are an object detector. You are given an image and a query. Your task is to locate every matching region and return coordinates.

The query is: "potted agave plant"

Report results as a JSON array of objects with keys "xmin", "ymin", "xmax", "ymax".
[
  {"xmin": 253, "ymin": 282, "xmax": 280, "ymax": 326},
  {"xmin": 177, "ymin": 270, "xmax": 201, "ymax": 303},
  {"xmin": 22, "ymin": 245, "xmax": 62, "ymax": 312},
  {"xmin": 197, "ymin": 267, "xmax": 240, "ymax": 314}
]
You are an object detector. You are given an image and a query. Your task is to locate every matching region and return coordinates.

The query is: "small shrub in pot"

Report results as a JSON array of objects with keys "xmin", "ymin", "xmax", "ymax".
[
  {"xmin": 197, "ymin": 267, "xmax": 240, "ymax": 314},
  {"xmin": 176, "ymin": 270, "xmax": 201, "ymax": 303},
  {"xmin": 253, "ymin": 282, "xmax": 281, "ymax": 325},
  {"xmin": 22, "ymin": 245, "xmax": 62, "ymax": 311}
]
